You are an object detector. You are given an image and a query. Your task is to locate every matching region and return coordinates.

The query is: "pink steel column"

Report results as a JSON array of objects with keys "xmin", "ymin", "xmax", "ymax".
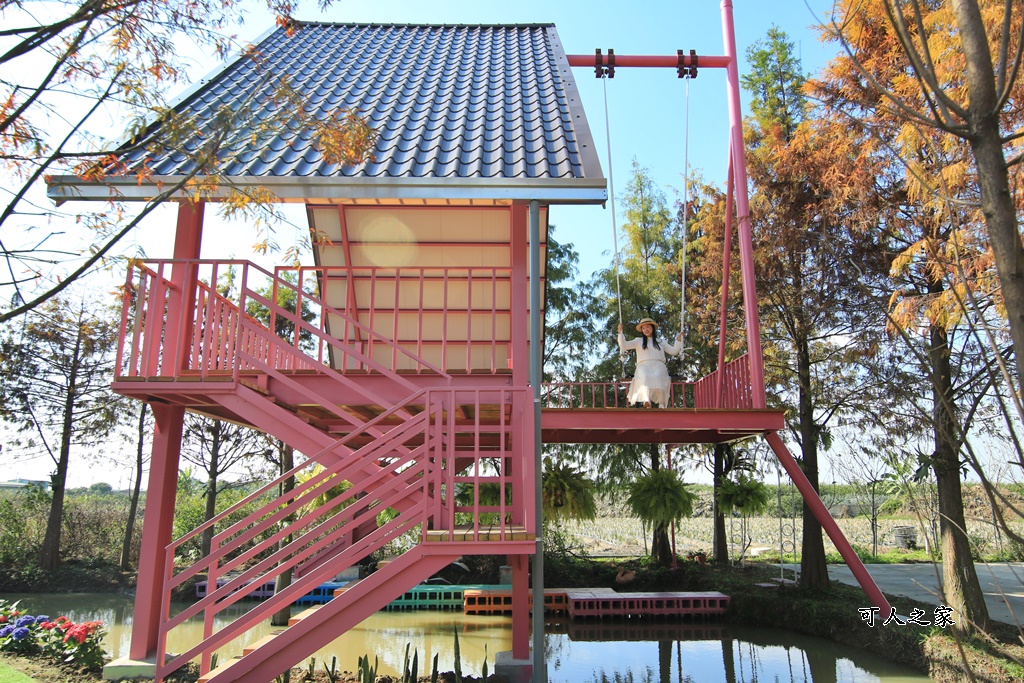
[
  {"xmin": 721, "ymin": 0, "xmax": 766, "ymax": 409},
  {"xmin": 130, "ymin": 201, "xmax": 204, "ymax": 659},
  {"xmin": 509, "ymin": 204, "xmax": 529, "ymax": 385},
  {"xmin": 163, "ymin": 201, "xmax": 206, "ymax": 375},
  {"xmin": 765, "ymin": 432, "xmax": 893, "ymax": 614},
  {"xmin": 508, "ymin": 204, "xmax": 532, "ymax": 661},
  {"xmin": 130, "ymin": 402, "xmax": 186, "ymax": 659},
  {"xmin": 715, "ymin": 153, "xmax": 735, "ymax": 407},
  {"xmin": 511, "ymin": 553, "xmax": 531, "ymax": 659}
]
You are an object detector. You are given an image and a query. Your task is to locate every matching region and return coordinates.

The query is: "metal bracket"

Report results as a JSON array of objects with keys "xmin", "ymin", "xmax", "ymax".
[
  {"xmin": 596, "ymin": 48, "xmax": 615, "ymax": 78},
  {"xmin": 678, "ymin": 49, "xmax": 698, "ymax": 78}
]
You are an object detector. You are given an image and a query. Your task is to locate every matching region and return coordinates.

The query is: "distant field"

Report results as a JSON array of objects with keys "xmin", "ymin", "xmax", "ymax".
[{"xmin": 559, "ymin": 514, "xmax": 1024, "ymax": 559}]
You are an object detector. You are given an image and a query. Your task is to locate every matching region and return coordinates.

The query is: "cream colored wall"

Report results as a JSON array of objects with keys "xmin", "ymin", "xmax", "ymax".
[{"xmin": 308, "ymin": 206, "xmax": 545, "ymax": 373}]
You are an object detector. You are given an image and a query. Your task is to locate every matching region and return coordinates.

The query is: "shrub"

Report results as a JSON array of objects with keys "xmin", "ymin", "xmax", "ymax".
[{"xmin": 0, "ymin": 599, "xmax": 107, "ymax": 672}]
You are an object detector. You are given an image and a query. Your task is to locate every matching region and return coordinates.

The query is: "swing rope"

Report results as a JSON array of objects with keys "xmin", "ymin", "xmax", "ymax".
[
  {"xmin": 679, "ymin": 73, "xmax": 691, "ymax": 356},
  {"xmin": 602, "ymin": 74, "xmax": 625, "ymax": 333}
]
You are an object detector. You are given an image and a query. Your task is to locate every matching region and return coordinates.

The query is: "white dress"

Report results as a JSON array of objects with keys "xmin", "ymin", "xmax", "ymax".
[{"xmin": 618, "ymin": 332, "xmax": 682, "ymax": 406}]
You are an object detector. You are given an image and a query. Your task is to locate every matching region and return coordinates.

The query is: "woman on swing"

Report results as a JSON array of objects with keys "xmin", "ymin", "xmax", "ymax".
[{"xmin": 617, "ymin": 317, "xmax": 683, "ymax": 408}]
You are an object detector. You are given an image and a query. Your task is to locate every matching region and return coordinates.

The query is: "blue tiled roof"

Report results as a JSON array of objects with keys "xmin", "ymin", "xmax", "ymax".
[{"xmin": 50, "ymin": 23, "xmax": 606, "ymax": 204}]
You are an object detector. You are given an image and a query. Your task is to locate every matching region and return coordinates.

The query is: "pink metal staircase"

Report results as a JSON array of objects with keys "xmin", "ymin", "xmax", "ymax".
[{"xmin": 113, "ymin": 259, "xmax": 536, "ymax": 682}]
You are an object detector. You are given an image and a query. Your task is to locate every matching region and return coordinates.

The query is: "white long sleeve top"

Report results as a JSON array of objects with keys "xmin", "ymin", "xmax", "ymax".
[{"xmin": 618, "ymin": 332, "xmax": 682, "ymax": 363}]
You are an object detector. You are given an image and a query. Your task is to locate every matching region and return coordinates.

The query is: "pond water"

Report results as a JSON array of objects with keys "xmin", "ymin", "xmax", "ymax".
[{"xmin": 3, "ymin": 593, "xmax": 930, "ymax": 682}]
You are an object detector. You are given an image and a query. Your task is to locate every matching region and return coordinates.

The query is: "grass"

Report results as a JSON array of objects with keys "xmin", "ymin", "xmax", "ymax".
[{"xmin": 0, "ymin": 659, "xmax": 40, "ymax": 683}]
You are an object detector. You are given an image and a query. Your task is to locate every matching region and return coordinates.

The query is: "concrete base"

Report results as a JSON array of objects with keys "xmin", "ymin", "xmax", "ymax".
[
  {"xmin": 103, "ymin": 655, "xmax": 156, "ymax": 681},
  {"xmin": 495, "ymin": 650, "xmax": 533, "ymax": 683}
]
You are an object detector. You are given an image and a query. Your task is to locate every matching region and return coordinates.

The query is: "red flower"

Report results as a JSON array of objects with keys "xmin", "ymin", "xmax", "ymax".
[{"xmin": 0, "ymin": 616, "xmax": 7, "ymax": 623}]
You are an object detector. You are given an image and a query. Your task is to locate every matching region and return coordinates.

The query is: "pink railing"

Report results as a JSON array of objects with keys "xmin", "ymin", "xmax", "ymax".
[
  {"xmin": 154, "ymin": 386, "xmax": 533, "ymax": 679},
  {"xmin": 542, "ymin": 380, "xmax": 695, "ymax": 409},
  {"xmin": 542, "ymin": 356, "xmax": 756, "ymax": 410},
  {"xmin": 116, "ymin": 260, "xmax": 514, "ymax": 381},
  {"xmin": 693, "ymin": 353, "xmax": 754, "ymax": 409}
]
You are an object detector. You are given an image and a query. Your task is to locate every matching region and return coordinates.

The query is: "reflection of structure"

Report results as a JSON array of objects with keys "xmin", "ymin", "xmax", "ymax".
[
  {"xmin": 47, "ymin": 3, "xmax": 891, "ymax": 682},
  {"xmin": 565, "ymin": 621, "xmax": 726, "ymax": 643}
]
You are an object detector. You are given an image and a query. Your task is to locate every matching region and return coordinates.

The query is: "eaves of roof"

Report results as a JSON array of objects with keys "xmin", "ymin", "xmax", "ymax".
[{"xmin": 46, "ymin": 173, "xmax": 608, "ymax": 204}]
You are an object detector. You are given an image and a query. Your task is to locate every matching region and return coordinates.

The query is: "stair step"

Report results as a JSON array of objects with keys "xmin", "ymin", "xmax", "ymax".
[
  {"xmin": 287, "ymin": 605, "xmax": 322, "ymax": 627},
  {"xmin": 333, "ymin": 577, "xmax": 362, "ymax": 597},
  {"xmin": 197, "ymin": 656, "xmax": 242, "ymax": 683},
  {"xmin": 242, "ymin": 632, "xmax": 279, "ymax": 656},
  {"xmin": 425, "ymin": 524, "xmax": 534, "ymax": 542}
]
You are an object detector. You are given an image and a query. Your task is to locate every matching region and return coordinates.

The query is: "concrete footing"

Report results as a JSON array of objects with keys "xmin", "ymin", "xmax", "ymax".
[
  {"xmin": 103, "ymin": 655, "xmax": 156, "ymax": 681},
  {"xmin": 495, "ymin": 650, "xmax": 533, "ymax": 683}
]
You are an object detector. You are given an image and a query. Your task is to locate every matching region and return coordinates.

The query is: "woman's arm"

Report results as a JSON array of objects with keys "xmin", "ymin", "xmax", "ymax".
[
  {"xmin": 663, "ymin": 332, "xmax": 684, "ymax": 356},
  {"xmin": 617, "ymin": 324, "xmax": 638, "ymax": 352}
]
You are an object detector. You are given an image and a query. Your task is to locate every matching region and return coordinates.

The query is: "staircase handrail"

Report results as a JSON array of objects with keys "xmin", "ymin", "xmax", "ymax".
[
  {"xmin": 158, "ymin": 495, "xmax": 427, "ymax": 677},
  {"xmin": 164, "ymin": 386, "xmax": 430, "ymax": 557},
  {"xmin": 168, "ymin": 411, "xmax": 432, "ymax": 593},
  {"xmin": 164, "ymin": 455, "xmax": 428, "ymax": 633}
]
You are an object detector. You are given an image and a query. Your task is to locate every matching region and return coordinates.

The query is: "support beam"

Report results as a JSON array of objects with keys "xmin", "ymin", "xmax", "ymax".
[
  {"xmin": 720, "ymin": 0, "xmax": 766, "ymax": 408},
  {"xmin": 529, "ymin": 199, "xmax": 546, "ymax": 683},
  {"xmin": 566, "ymin": 54, "xmax": 730, "ymax": 69},
  {"xmin": 165, "ymin": 201, "xmax": 205, "ymax": 376},
  {"xmin": 511, "ymin": 554, "xmax": 530, "ymax": 658},
  {"xmin": 765, "ymin": 431, "xmax": 893, "ymax": 615},
  {"xmin": 716, "ymin": 151, "xmax": 735, "ymax": 407},
  {"xmin": 130, "ymin": 403, "xmax": 185, "ymax": 659},
  {"xmin": 131, "ymin": 200, "xmax": 203, "ymax": 658}
]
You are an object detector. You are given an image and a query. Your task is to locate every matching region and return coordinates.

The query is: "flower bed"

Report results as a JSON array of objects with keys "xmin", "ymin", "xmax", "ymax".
[{"xmin": 0, "ymin": 600, "xmax": 106, "ymax": 673}]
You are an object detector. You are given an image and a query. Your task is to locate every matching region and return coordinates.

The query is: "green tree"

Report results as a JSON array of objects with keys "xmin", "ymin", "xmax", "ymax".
[
  {"xmin": 820, "ymin": 0, "xmax": 1024, "ymax": 419},
  {"xmin": 0, "ymin": 291, "xmax": 124, "ymax": 569},
  {"xmin": 181, "ymin": 414, "xmax": 265, "ymax": 558},
  {"xmin": 812, "ymin": 1, "xmax": 1006, "ymax": 632},
  {"xmin": 743, "ymin": 28, "xmax": 891, "ymax": 589},
  {"xmin": 120, "ymin": 402, "xmax": 150, "ymax": 571}
]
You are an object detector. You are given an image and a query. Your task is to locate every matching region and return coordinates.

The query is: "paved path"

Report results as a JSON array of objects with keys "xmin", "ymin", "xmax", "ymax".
[{"xmin": 781, "ymin": 562, "xmax": 1024, "ymax": 625}]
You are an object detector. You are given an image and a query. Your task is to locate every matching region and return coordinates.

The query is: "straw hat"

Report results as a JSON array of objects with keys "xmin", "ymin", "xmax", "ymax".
[{"xmin": 635, "ymin": 317, "xmax": 659, "ymax": 332}]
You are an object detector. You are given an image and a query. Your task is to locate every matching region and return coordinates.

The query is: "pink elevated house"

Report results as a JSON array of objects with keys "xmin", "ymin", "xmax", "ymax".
[{"xmin": 48, "ymin": 3, "xmax": 890, "ymax": 682}]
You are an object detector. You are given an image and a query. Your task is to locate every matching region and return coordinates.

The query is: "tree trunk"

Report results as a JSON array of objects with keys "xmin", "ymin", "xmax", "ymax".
[
  {"xmin": 648, "ymin": 444, "xmax": 673, "ymax": 566},
  {"xmin": 797, "ymin": 337, "xmax": 828, "ymax": 589},
  {"xmin": 712, "ymin": 444, "xmax": 728, "ymax": 564},
  {"xmin": 651, "ymin": 522, "xmax": 673, "ymax": 566},
  {"xmin": 658, "ymin": 640, "xmax": 671, "ymax": 683},
  {"xmin": 952, "ymin": 0, "xmax": 1024, "ymax": 401},
  {"xmin": 120, "ymin": 403, "xmax": 147, "ymax": 571},
  {"xmin": 201, "ymin": 425, "xmax": 221, "ymax": 559},
  {"xmin": 930, "ymin": 322, "xmax": 990, "ymax": 633},
  {"xmin": 40, "ymin": 332, "xmax": 81, "ymax": 570},
  {"xmin": 271, "ymin": 442, "xmax": 295, "ymax": 627}
]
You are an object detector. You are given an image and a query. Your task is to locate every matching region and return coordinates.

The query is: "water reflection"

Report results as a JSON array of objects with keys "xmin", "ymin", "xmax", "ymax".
[
  {"xmin": 5, "ymin": 594, "xmax": 929, "ymax": 681},
  {"xmin": 547, "ymin": 623, "xmax": 929, "ymax": 683}
]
